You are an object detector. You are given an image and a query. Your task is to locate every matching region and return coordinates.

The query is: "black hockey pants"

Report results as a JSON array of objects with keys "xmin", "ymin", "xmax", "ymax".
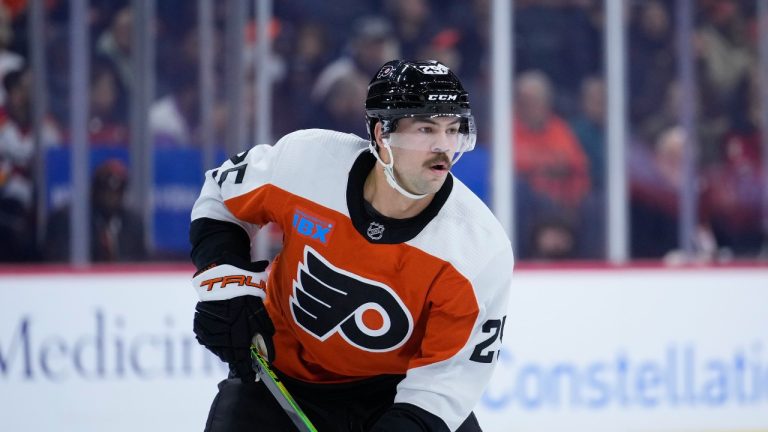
[{"xmin": 203, "ymin": 374, "xmax": 482, "ymax": 432}]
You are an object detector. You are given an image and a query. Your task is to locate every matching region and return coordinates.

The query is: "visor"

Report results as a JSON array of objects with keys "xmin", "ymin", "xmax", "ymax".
[{"xmin": 381, "ymin": 114, "xmax": 476, "ymax": 163}]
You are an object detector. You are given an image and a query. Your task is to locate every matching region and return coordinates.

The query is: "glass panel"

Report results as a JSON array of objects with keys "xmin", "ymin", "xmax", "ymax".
[
  {"xmin": 627, "ymin": 0, "xmax": 766, "ymax": 262},
  {"xmin": 0, "ymin": 2, "xmax": 51, "ymax": 262},
  {"xmin": 694, "ymin": 1, "xmax": 765, "ymax": 261},
  {"xmin": 513, "ymin": 0, "xmax": 606, "ymax": 261},
  {"xmin": 3, "ymin": 0, "xmax": 765, "ymax": 265}
]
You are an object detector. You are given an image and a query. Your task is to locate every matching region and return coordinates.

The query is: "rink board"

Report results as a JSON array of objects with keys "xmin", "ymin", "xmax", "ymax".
[{"xmin": 0, "ymin": 266, "xmax": 766, "ymax": 431}]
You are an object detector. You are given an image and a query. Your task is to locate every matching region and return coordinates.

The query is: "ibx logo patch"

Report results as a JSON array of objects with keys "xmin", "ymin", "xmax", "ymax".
[
  {"xmin": 290, "ymin": 246, "xmax": 413, "ymax": 352},
  {"xmin": 291, "ymin": 208, "xmax": 334, "ymax": 244}
]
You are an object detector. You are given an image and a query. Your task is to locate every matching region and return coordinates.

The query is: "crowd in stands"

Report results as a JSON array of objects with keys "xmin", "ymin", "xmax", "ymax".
[{"xmin": 0, "ymin": 0, "xmax": 764, "ymax": 263}]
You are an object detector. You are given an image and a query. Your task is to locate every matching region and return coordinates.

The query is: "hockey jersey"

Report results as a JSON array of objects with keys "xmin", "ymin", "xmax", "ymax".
[{"xmin": 191, "ymin": 129, "xmax": 513, "ymax": 431}]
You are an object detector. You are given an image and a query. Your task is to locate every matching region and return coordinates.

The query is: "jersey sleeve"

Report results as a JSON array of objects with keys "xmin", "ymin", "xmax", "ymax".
[
  {"xmin": 393, "ymin": 244, "xmax": 514, "ymax": 431},
  {"xmin": 191, "ymin": 138, "xmax": 292, "ymax": 227},
  {"xmin": 189, "ymin": 141, "xmax": 289, "ymax": 268}
]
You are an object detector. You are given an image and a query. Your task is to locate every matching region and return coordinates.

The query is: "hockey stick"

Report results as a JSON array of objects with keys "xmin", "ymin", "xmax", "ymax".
[{"xmin": 250, "ymin": 345, "xmax": 318, "ymax": 432}]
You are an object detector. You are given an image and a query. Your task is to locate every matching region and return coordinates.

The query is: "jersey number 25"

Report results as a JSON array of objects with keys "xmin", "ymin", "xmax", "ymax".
[{"xmin": 470, "ymin": 316, "xmax": 506, "ymax": 363}]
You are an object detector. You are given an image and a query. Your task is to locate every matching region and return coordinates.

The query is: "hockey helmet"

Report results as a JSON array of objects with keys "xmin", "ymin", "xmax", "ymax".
[{"xmin": 365, "ymin": 59, "xmax": 476, "ymax": 157}]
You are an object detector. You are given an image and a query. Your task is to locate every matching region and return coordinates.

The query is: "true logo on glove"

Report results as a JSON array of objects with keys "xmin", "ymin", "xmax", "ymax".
[{"xmin": 199, "ymin": 275, "xmax": 267, "ymax": 292}]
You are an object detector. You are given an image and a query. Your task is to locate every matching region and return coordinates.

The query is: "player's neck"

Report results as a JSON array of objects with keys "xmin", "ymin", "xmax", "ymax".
[{"xmin": 364, "ymin": 167, "xmax": 433, "ymax": 219}]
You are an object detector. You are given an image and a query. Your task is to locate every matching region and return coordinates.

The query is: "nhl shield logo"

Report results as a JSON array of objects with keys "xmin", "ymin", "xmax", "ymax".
[{"xmin": 367, "ymin": 222, "xmax": 385, "ymax": 240}]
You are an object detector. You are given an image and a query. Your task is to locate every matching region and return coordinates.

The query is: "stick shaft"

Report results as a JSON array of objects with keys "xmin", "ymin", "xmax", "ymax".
[{"xmin": 250, "ymin": 347, "xmax": 318, "ymax": 432}]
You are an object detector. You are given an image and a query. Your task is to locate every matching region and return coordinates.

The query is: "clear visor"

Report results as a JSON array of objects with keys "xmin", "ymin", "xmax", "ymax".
[{"xmin": 381, "ymin": 114, "xmax": 476, "ymax": 163}]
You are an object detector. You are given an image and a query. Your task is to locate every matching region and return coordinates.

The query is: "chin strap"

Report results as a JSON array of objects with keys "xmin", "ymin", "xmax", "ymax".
[{"xmin": 369, "ymin": 141, "xmax": 428, "ymax": 200}]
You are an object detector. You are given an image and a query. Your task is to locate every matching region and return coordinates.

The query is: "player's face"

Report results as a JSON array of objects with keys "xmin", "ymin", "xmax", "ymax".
[{"xmin": 386, "ymin": 117, "xmax": 460, "ymax": 195}]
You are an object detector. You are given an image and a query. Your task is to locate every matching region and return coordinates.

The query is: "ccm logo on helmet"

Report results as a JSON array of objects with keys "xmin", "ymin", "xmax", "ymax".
[
  {"xmin": 199, "ymin": 275, "xmax": 266, "ymax": 292},
  {"xmin": 428, "ymin": 94, "xmax": 458, "ymax": 101}
]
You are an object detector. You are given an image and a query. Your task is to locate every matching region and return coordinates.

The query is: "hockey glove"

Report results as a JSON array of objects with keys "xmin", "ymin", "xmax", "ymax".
[{"xmin": 192, "ymin": 259, "xmax": 275, "ymax": 381}]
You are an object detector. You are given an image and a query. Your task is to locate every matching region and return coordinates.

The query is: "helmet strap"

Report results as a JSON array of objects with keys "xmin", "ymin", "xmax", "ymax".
[{"xmin": 368, "ymin": 140, "xmax": 428, "ymax": 200}]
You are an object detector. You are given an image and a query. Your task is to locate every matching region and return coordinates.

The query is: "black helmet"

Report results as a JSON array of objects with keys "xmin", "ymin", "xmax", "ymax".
[{"xmin": 365, "ymin": 60, "xmax": 472, "ymax": 138}]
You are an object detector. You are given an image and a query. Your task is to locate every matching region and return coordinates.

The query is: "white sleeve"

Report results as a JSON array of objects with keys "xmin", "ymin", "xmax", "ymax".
[
  {"xmin": 395, "ymin": 245, "xmax": 514, "ymax": 431},
  {"xmin": 190, "ymin": 142, "xmax": 285, "ymax": 234}
]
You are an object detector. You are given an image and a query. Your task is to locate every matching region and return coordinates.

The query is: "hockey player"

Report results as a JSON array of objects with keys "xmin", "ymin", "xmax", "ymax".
[{"xmin": 190, "ymin": 59, "xmax": 514, "ymax": 432}]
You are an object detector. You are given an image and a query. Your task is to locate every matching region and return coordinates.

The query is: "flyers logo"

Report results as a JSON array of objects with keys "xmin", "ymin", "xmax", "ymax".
[
  {"xmin": 290, "ymin": 246, "xmax": 413, "ymax": 352},
  {"xmin": 376, "ymin": 65, "xmax": 394, "ymax": 79}
]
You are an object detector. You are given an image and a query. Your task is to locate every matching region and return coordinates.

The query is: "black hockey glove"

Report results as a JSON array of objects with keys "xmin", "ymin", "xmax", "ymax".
[{"xmin": 192, "ymin": 259, "xmax": 275, "ymax": 381}]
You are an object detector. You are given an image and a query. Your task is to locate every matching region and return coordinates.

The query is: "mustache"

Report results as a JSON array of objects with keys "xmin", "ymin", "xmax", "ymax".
[{"xmin": 425, "ymin": 155, "xmax": 452, "ymax": 168}]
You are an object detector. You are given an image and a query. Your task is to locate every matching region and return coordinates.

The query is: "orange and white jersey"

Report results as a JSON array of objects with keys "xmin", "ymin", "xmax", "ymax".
[{"xmin": 191, "ymin": 129, "xmax": 513, "ymax": 431}]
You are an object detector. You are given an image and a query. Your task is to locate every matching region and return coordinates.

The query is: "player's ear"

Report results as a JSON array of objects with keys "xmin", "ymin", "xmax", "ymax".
[
  {"xmin": 372, "ymin": 121, "xmax": 391, "ymax": 161},
  {"xmin": 373, "ymin": 121, "xmax": 385, "ymax": 149}
]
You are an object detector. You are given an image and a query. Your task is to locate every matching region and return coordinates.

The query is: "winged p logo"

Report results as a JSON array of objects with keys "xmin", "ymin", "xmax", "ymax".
[{"xmin": 290, "ymin": 246, "xmax": 413, "ymax": 352}]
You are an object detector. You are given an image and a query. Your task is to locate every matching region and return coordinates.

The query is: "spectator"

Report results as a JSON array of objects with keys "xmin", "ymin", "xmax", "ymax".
[
  {"xmin": 629, "ymin": 126, "xmax": 683, "ymax": 259},
  {"xmin": 95, "ymin": 6, "xmax": 133, "ymax": 98},
  {"xmin": 569, "ymin": 75, "xmax": 605, "ymax": 194},
  {"xmin": 88, "ymin": 58, "xmax": 129, "ymax": 146},
  {"xmin": 89, "ymin": 0, "xmax": 131, "ymax": 38},
  {"xmin": 514, "ymin": 70, "xmax": 591, "ymax": 208},
  {"xmin": 700, "ymin": 135, "xmax": 765, "ymax": 258},
  {"xmin": 310, "ymin": 16, "xmax": 399, "ymax": 110},
  {"xmin": 513, "ymin": 70, "xmax": 593, "ymax": 259},
  {"xmin": 628, "ymin": 0, "xmax": 676, "ymax": 126},
  {"xmin": 0, "ymin": 68, "xmax": 60, "ymax": 262},
  {"xmin": 0, "ymin": 4, "xmax": 23, "ymax": 106},
  {"xmin": 693, "ymin": 0, "xmax": 755, "ymax": 165},
  {"xmin": 313, "ymin": 73, "xmax": 369, "ymax": 137},
  {"xmin": 149, "ymin": 68, "xmax": 199, "ymax": 147},
  {"xmin": 45, "ymin": 159, "xmax": 146, "ymax": 262},
  {"xmin": 629, "ymin": 126, "xmax": 715, "ymax": 261},
  {"xmin": 696, "ymin": 0, "xmax": 753, "ymax": 103}
]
